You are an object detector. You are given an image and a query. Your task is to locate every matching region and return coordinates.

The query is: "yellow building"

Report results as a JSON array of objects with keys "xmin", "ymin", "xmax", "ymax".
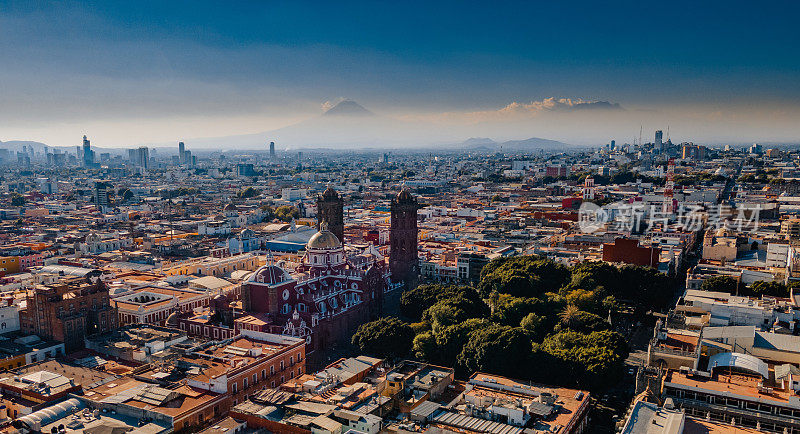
[
  {"xmin": 0, "ymin": 354, "xmax": 26, "ymax": 371},
  {"xmin": 0, "ymin": 257, "xmax": 20, "ymax": 275},
  {"xmin": 162, "ymin": 253, "xmax": 263, "ymax": 277}
]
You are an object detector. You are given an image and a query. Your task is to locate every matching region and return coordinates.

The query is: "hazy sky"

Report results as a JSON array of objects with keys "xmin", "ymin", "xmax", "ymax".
[{"xmin": 1, "ymin": 1, "xmax": 799, "ymax": 147}]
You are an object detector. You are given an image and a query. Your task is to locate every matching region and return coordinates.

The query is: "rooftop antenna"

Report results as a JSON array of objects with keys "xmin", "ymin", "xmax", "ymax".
[{"xmin": 667, "ymin": 125, "xmax": 670, "ymax": 142}]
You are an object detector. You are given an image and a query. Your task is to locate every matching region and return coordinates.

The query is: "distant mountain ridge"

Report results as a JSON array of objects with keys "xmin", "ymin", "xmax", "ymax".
[
  {"xmin": 322, "ymin": 100, "xmax": 374, "ymax": 117},
  {"xmin": 457, "ymin": 136, "xmax": 572, "ymax": 150},
  {"xmin": 2, "ymin": 100, "xmax": 577, "ymax": 151}
]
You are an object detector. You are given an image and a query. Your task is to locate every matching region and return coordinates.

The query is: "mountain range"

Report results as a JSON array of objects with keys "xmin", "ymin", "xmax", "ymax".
[{"xmin": 2, "ymin": 100, "xmax": 577, "ymax": 152}]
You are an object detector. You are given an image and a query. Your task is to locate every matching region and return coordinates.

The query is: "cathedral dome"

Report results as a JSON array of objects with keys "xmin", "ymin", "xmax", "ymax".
[
  {"xmin": 166, "ymin": 311, "xmax": 179, "ymax": 327},
  {"xmin": 248, "ymin": 264, "xmax": 291, "ymax": 285},
  {"xmin": 307, "ymin": 228, "xmax": 342, "ymax": 250}
]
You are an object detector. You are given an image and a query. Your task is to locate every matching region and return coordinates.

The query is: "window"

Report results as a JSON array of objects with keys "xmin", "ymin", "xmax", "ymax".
[
  {"xmin": 290, "ymin": 356, "xmax": 294, "ymax": 365},
  {"xmin": 252, "ymin": 374, "xmax": 257, "ymax": 384},
  {"xmin": 280, "ymin": 361, "xmax": 285, "ymax": 370},
  {"xmin": 232, "ymin": 383, "xmax": 238, "ymax": 393},
  {"xmin": 270, "ymin": 366, "xmax": 275, "ymax": 375},
  {"xmin": 243, "ymin": 378, "xmax": 248, "ymax": 388},
  {"xmin": 261, "ymin": 369, "xmax": 266, "ymax": 380}
]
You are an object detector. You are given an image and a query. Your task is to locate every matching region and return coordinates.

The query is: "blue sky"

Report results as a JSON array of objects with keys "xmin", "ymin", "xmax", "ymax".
[{"xmin": 1, "ymin": 1, "xmax": 798, "ymax": 145}]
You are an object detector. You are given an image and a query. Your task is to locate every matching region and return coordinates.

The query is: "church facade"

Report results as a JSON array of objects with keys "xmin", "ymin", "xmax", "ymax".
[
  {"xmin": 241, "ymin": 224, "xmax": 388, "ymax": 353},
  {"xmin": 222, "ymin": 189, "xmax": 420, "ymax": 356}
]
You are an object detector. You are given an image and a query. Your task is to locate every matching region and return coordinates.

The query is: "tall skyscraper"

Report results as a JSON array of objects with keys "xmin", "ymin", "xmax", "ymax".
[
  {"xmin": 136, "ymin": 147, "xmax": 150, "ymax": 169},
  {"xmin": 178, "ymin": 141, "xmax": 185, "ymax": 163},
  {"xmin": 317, "ymin": 186, "xmax": 344, "ymax": 243},
  {"xmin": 390, "ymin": 188, "xmax": 422, "ymax": 285},
  {"xmin": 655, "ymin": 130, "xmax": 663, "ymax": 148},
  {"xmin": 269, "ymin": 141, "xmax": 275, "ymax": 159},
  {"xmin": 82, "ymin": 135, "xmax": 95, "ymax": 168}
]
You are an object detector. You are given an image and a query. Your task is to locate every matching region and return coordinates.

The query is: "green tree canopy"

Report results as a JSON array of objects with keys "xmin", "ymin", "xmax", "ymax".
[
  {"xmin": 400, "ymin": 284, "xmax": 482, "ymax": 321},
  {"xmin": 541, "ymin": 329, "xmax": 628, "ymax": 390},
  {"xmin": 478, "ymin": 256, "xmax": 569, "ymax": 298},
  {"xmin": 490, "ymin": 295, "xmax": 542, "ymax": 327},
  {"xmin": 457, "ymin": 325, "xmax": 532, "ymax": 379},
  {"xmin": 237, "ymin": 186, "xmax": 261, "ymax": 198},
  {"xmin": 412, "ymin": 331, "xmax": 438, "ymax": 361},
  {"xmin": 554, "ymin": 309, "xmax": 610, "ymax": 334},
  {"xmin": 747, "ymin": 280, "xmax": 789, "ymax": 298},
  {"xmin": 700, "ymin": 275, "xmax": 739, "ymax": 294},
  {"xmin": 423, "ymin": 295, "xmax": 490, "ymax": 334},
  {"xmin": 434, "ymin": 318, "xmax": 490, "ymax": 365},
  {"xmin": 275, "ymin": 205, "xmax": 300, "ymax": 222},
  {"xmin": 351, "ymin": 317, "xmax": 414, "ymax": 359},
  {"xmin": 565, "ymin": 262, "xmax": 619, "ymax": 293},
  {"xmin": 617, "ymin": 265, "xmax": 675, "ymax": 309},
  {"xmin": 520, "ymin": 313, "xmax": 546, "ymax": 340}
]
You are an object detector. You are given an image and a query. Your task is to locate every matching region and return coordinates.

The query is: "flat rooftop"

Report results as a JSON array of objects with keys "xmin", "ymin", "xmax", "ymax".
[{"xmin": 666, "ymin": 369, "xmax": 798, "ymax": 407}]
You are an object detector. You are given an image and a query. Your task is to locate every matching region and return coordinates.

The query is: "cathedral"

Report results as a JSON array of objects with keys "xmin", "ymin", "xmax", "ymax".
[{"xmin": 236, "ymin": 187, "xmax": 421, "ymax": 355}]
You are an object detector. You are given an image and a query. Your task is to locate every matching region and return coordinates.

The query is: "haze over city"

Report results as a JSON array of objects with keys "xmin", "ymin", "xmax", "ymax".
[
  {"xmin": 5, "ymin": 3, "xmax": 800, "ymax": 434},
  {"xmin": 2, "ymin": 1, "xmax": 799, "ymax": 148}
]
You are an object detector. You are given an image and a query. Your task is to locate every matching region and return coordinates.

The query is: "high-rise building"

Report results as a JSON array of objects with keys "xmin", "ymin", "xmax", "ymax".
[
  {"xmin": 390, "ymin": 188, "xmax": 422, "ymax": 285},
  {"xmin": 317, "ymin": 186, "xmax": 344, "ymax": 243},
  {"xmin": 135, "ymin": 146, "xmax": 150, "ymax": 169},
  {"xmin": 93, "ymin": 181, "xmax": 110, "ymax": 207},
  {"xmin": 382, "ymin": 153, "xmax": 389, "ymax": 164},
  {"xmin": 17, "ymin": 152, "xmax": 30, "ymax": 167},
  {"xmin": 236, "ymin": 163, "xmax": 255, "ymax": 177},
  {"xmin": 681, "ymin": 143, "xmax": 707, "ymax": 160},
  {"xmin": 178, "ymin": 141, "xmax": 185, "ymax": 163},
  {"xmin": 655, "ymin": 130, "xmax": 663, "ymax": 148},
  {"xmin": 82, "ymin": 135, "xmax": 95, "ymax": 168},
  {"xmin": 269, "ymin": 141, "xmax": 275, "ymax": 159}
]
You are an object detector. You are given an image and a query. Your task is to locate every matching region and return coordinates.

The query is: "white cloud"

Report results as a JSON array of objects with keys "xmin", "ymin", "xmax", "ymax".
[{"xmin": 402, "ymin": 97, "xmax": 623, "ymax": 124}]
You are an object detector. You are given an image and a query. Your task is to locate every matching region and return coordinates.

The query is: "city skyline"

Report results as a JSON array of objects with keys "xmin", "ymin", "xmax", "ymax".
[{"xmin": 2, "ymin": 1, "xmax": 799, "ymax": 146}]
